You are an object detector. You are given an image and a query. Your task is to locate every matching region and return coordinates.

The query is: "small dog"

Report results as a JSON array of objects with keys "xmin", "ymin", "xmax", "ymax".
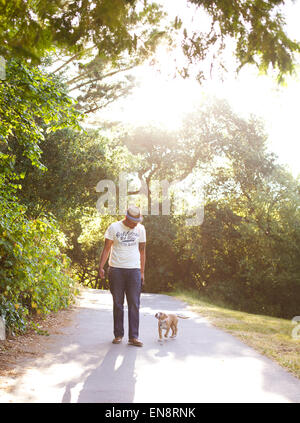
[{"xmin": 155, "ymin": 312, "xmax": 189, "ymax": 340}]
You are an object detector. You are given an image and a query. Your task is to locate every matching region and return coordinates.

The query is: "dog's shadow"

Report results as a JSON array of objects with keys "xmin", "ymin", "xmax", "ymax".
[{"xmin": 154, "ymin": 337, "xmax": 177, "ymax": 358}]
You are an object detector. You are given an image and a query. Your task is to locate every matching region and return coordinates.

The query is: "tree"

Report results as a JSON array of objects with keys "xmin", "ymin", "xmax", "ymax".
[
  {"xmin": 122, "ymin": 126, "xmax": 180, "ymax": 181},
  {"xmin": 121, "ymin": 98, "xmax": 275, "ymax": 208},
  {"xmin": 0, "ymin": 59, "xmax": 82, "ymax": 333},
  {"xmin": 63, "ymin": 56, "xmax": 137, "ymax": 114},
  {"xmin": 120, "ymin": 98, "xmax": 300, "ymax": 317},
  {"xmin": 183, "ymin": 0, "xmax": 300, "ymax": 82},
  {"xmin": 170, "ymin": 99, "xmax": 300, "ymax": 317},
  {"xmin": 17, "ymin": 127, "xmax": 141, "ymax": 287},
  {"xmin": 0, "ymin": 1, "xmax": 298, "ymax": 81},
  {"xmin": 0, "ymin": 0, "xmax": 165, "ymax": 63},
  {"xmin": 46, "ymin": 1, "xmax": 167, "ymax": 115},
  {"xmin": 0, "ymin": 59, "xmax": 81, "ymax": 183}
]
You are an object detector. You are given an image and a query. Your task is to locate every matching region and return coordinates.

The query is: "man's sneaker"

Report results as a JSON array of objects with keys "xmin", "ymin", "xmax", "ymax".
[
  {"xmin": 128, "ymin": 338, "xmax": 143, "ymax": 347},
  {"xmin": 112, "ymin": 337, "xmax": 123, "ymax": 344}
]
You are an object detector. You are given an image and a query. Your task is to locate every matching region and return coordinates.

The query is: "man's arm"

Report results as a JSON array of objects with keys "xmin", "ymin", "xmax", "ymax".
[
  {"xmin": 99, "ymin": 238, "xmax": 113, "ymax": 279},
  {"xmin": 139, "ymin": 242, "xmax": 146, "ymax": 285}
]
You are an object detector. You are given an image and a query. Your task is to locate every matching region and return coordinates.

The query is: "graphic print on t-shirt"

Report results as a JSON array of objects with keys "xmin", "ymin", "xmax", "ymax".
[
  {"xmin": 105, "ymin": 221, "xmax": 146, "ymax": 268},
  {"xmin": 115, "ymin": 230, "xmax": 139, "ymax": 246}
]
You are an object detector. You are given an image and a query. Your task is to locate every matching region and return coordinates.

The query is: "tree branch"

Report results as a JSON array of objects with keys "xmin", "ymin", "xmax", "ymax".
[
  {"xmin": 52, "ymin": 46, "xmax": 95, "ymax": 74},
  {"xmin": 83, "ymin": 95, "xmax": 123, "ymax": 114},
  {"xmin": 68, "ymin": 64, "xmax": 135, "ymax": 92}
]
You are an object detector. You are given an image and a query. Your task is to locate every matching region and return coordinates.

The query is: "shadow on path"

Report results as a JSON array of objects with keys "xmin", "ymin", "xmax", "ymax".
[
  {"xmin": 1, "ymin": 289, "xmax": 299, "ymax": 403},
  {"xmin": 75, "ymin": 343, "xmax": 138, "ymax": 403}
]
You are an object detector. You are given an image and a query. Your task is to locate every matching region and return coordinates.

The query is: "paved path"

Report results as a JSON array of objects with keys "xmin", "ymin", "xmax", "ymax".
[{"xmin": 0, "ymin": 288, "xmax": 300, "ymax": 403}]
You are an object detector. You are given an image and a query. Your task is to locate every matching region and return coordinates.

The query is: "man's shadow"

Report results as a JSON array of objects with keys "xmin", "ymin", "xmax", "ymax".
[{"xmin": 69, "ymin": 343, "xmax": 138, "ymax": 403}]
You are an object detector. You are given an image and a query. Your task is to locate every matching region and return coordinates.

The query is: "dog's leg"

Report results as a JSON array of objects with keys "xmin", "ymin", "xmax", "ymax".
[
  {"xmin": 158, "ymin": 323, "xmax": 163, "ymax": 341},
  {"xmin": 164, "ymin": 326, "xmax": 170, "ymax": 338},
  {"xmin": 170, "ymin": 324, "xmax": 175, "ymax": 338},
  {"xmin": 170, "ymin": 323, "xmax": 177, "ymax": 338}
]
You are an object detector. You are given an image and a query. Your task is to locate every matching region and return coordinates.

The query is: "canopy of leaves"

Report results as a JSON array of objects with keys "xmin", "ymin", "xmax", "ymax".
[
  {"xmin": 0, "ymin": 0, "xmax": 298, "ymax": 83},
  {"xmin": 185, "ymin": 0, "xmax": 300, "ymax": 81},
  {"xmin": 0, "ymin": 0, "xmax": 165, "ymax": 63},
  {"xmin": 0, "ymin": 59, "xmax": 81, "ymax": 184}
]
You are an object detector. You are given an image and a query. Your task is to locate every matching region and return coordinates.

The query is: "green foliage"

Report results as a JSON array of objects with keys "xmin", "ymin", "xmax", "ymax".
[
  {"xmin": 122, "ymin": 126, "xmax": 180, "ymax": 183},
  {"xmin": 18, "ymin": 127, "xmax": 140, "ymax": 215},
  {"xmin": 0, "ymin": 59, "xmax": 81, "ymax": 177},
  {"xmin": 67, "ymin": 209, "xmax": 115, "ymax": 290},
  {"xmin": 0, "ymin": 0, "xmax": 165, "ymax": 63},
  {"xmin": 68, "ymin": 59, "xmax": 137, "ymax": 114},
  {"xmin": 186, "ymin": 0, "xmax": 300, "ymax": 82},
  {"xmin": 121, "ymin": 99, "xmax": 300, "ymax": 318},
  {"xmin": 0, "ymin": 0, "xmax": 298, "ymax": 84},
  {"xmin": 0, "ymin": 297, "xmax": 27, "ymax": 335},
  {"xmin": 0, "ymin": 59, "xmax": 82, "ymax": 219},
  {"xmin": 174, "ymin": 186, "xmax": 300, "ymax": 318},
  {"xmin": 0, "ymin": 59, "xmax": 82, "ymax": 334},
  {"xmin": 0, "ymin": 201, "xmax": 75, "ymax": 334},
  {"xmin": 17, "ymin": 127, "xmax": 140, "ymax": 288},
  {"xmin": 142, "ymin": 214, "xmax": 180, "ymax": 292}
]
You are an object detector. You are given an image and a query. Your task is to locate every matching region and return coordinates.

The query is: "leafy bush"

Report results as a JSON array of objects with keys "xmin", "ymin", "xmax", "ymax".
[
  {"xmin": 0, "ymin": 199, "xmax": 75, "ymax": 334},
  {"xmin": 0, "ymin": 58, "xmax": 81, "ymax": 335}
]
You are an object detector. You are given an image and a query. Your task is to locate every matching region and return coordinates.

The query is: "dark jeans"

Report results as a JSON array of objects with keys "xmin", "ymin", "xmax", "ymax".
[{"xmin": 108, "ymin": 266, "xmax": 142, "ymax": 340}]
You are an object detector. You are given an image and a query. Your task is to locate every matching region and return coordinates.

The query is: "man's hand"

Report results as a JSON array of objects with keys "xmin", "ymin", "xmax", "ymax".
[
  {"xmin": 98, "ymin": 238, "xmax": 113, "ymax": 280},
  {"xmin": 141, "ymin": 271, "xmax": 145, "ymax": 285}
]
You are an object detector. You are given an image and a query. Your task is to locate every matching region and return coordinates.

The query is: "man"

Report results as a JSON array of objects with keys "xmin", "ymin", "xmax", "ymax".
[{"xmin": 99, "ymin": 206, "xmax": 146, "ymax": 347}]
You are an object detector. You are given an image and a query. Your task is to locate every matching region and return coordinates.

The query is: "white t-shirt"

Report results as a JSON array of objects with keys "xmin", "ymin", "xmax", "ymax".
[{"xmin": 105, "ymin": 220, "xmax": 146, "ymax": 269}]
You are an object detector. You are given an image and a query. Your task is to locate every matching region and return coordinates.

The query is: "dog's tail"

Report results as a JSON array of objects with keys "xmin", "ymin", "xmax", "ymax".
[{"xmin": 176, "ymin": 315, "xmax": 189, "ymax": 319}]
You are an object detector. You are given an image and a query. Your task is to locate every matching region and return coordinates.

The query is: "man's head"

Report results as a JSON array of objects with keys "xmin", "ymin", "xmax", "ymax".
[{"xmin": 123, "ymin": 206, "xmax": 143, "ymax": 228}]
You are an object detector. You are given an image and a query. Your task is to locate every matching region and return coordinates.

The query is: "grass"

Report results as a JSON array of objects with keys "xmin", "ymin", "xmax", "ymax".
[{"xmin": 169, "ymin": 289, "xmax": 300, "ymax": 379}]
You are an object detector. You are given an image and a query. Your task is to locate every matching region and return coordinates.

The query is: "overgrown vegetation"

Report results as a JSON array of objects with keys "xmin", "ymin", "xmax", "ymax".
[{"xmin": 0, "ymin": 60, "xmax": 81, "ymax": 333}]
